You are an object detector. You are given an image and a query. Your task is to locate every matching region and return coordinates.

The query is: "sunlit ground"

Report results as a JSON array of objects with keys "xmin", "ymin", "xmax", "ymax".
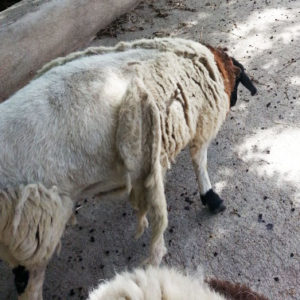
[
  {"xmin": 228, "ymin": 5, "xmax": 300, "ymax": 206},
  {"xmin": 237, "ymin": 127, "xmax": 300, "ymax": 204}
]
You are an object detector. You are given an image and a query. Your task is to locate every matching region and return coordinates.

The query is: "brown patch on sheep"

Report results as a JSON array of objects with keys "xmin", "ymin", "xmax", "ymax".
[
  {"xmin": 207, "ymin": 278, "xmax": 270, "ymax": 300},
  {"xmin": 207, "ymin": 45, "xmax": 241, "ymax": 104}
]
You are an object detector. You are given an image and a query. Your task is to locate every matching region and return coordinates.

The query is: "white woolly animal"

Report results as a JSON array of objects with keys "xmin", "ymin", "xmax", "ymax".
[
  {"xmin": 0, "ymin": 38, "xmax": 256, "ymax": 299},
  {"xmin": 0, "ymin": 184, "xmax": 73, "ymax": 300},
  {"xmin": 87, "ymin": 266, "xmax": 269, "ymax": 300},
  {"xmin": 87, "ymin": 266, "xmax": 225, "ymax": 300}
]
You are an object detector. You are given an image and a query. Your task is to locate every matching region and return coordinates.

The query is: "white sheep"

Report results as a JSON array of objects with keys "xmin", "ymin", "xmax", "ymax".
[
  {"xmin": 0, "ymin": 38, "xmax": 257, "ymax": 299},
  {"xmin": 87, "ymin": 266, "xmax": 269, "ymax": 300}
]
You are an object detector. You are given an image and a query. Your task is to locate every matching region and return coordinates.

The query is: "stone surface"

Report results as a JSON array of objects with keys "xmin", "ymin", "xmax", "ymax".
[{"xmin": 0, "ymin": 0, "xmax": 299, "ymax": 299}]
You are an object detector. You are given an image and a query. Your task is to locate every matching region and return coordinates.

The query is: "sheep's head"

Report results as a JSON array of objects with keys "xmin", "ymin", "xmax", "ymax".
[
  {"xmin": 207, "ymin": 46, "xmax": 257, "ymax": 107},
  {"xmin": 230, "ymin": 56, "xmax": 257, "ymax": 106}
]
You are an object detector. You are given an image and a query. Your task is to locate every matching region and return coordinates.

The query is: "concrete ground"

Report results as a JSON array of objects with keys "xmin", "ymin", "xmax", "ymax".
[{"xmin": 0, "ymin": 0, "xmax": 299, "ymax": 299}]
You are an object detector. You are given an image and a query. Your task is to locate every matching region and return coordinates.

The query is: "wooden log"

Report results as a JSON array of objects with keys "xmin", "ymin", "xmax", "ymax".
[{"xmin": 0, "ymin": 0, "xmax": 140, "ymax": 101}]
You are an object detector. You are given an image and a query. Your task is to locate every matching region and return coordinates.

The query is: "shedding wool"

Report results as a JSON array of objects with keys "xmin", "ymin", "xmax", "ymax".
[
  {"xmin": 37, "ymin": 38, "xmax": 229, "ymax": 170},
  {"xmin": 0, "ymin": 37, "xmax": 257, "ymax": 299},
  {"xmin": 0, "ymin": 183, "xmax": 73, "ymax": 267}
]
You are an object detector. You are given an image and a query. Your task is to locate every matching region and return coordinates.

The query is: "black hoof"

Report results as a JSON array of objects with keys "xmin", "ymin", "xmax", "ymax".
[
  {"xmin": 200, "ymin": 189, "xmax": 226, "ymax": 214},
  {"xmin": 12, "ymin": 265, "xmax": 29, "ymax": 295}
]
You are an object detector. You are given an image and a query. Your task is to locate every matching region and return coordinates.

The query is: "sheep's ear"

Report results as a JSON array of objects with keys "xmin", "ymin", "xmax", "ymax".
[{"xmin": 231, "ymin": 57, "xmax": 257, "ymax": 96}]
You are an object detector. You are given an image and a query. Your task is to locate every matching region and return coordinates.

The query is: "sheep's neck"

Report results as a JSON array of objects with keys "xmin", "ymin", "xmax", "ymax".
[{"xmin": 206, "ymin": 46, "xmax": 239, "ymax": 107}]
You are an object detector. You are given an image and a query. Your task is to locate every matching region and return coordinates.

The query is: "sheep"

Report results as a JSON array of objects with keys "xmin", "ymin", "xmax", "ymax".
[
  {"xmin": 0, "ymin": 183, "xmax": 73, "ymax": 300},
  {"xmin": 87, "ymin": 266, "xmax": 269, "ymax": 300},
  {"xmin": 36, "ymin": 38, "xmax": 257, "ymax": 214},
  {"xmin": 0, "ymin": 37, "xmax": 257, "ymax": 299}
]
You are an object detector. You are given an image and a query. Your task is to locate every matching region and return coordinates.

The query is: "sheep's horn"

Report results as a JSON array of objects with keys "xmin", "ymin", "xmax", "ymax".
[{"xmin": 231, "ymin": 57, "xmax": 257, "ymax": 96}]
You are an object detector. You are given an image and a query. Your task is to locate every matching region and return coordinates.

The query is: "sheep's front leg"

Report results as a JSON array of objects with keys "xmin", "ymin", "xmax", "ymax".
[
  {"xmin": 14, "ymin": 264, "xmax": 46, "ymax": 300},
  {"xmin": 190, "ymin": 144, "xmax": 226, "ymax": 213}
]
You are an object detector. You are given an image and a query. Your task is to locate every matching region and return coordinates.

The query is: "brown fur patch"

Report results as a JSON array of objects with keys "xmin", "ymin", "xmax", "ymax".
[
  {"xmin": 207, "ymin": 278, "xmax": 270, "ymax": 300},
  {"xmin": 207, "ymin": 45, "xmax": 240, "ymax": 103}
]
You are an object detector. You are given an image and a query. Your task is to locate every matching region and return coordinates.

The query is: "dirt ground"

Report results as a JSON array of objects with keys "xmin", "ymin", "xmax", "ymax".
[{"xmin": 0, "ymin": 0, "xmax": 299, "ymax": 299}]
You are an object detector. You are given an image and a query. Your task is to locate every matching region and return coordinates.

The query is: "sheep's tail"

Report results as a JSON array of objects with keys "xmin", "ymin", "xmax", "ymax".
[
  {"xmin": 116, "ymin": 79, "xmax": 143, "ymax": 193},
  {"xmin": 143, "ymin": 93, "xmax": 168, "ymax": 254},
  {"xmin": 0, "ymin": 183, "xmax": 73, "ymax": 267},
  {"xmin": 117, "ymin": 78, "xmax": 168, "ymax": 265}
]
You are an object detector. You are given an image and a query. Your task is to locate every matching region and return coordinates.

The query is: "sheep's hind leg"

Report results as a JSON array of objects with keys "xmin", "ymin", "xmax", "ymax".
[
  {"xmin": 16, "ymin": 264, "xmax": 46, "ymax": 300},
  {"xmin": 190, "ymin": 144, "xmax": 226, "ymax": 214}
]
